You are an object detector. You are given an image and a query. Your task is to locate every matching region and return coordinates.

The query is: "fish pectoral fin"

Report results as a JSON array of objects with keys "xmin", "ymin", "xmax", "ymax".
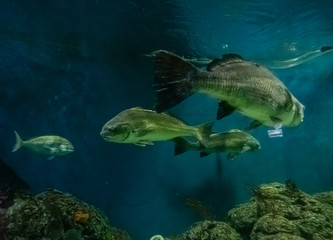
[
  {"xmin": 217, "ymin": 101, "xmax": 235, "ymax": 120},
  {"xmin": 134, "ymin": 128, "xmax": 150, "ymax": 137},
  {"xmin": 200, "ymin": 151, "xmax": 211, "ymax": 157},
  {"xmin": 269, "ymin": 117, "xmax": 283, "ymax": 129},
  {"xmin": 134, "ymin": 143, "xmax": 146, "ymax": 147},
  {"xmin": 227, "ymin": 153, "xmax": 239, "ymax": 160},
  {"xmin": 242, "ymin": 145, "xmax": 251, "ymax": 152},
  {"xmin": 244, "ymin": 120, "xmax": 262, "ymax": 131},
  {"xmin": 44, "ymin": 145, "xmax": 58, "ymax": 153},
  {"xmin": 134, "ymin": 141, "xmax": 154, "ymax": 147}
]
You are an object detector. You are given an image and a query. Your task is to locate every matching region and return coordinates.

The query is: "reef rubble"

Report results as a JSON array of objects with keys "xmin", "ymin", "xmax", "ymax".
[{"xmin": 165, "ymin": 181, "xmax": 333, "ymax": 240}]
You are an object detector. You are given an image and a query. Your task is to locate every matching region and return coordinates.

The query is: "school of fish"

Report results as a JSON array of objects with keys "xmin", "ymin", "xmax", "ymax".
[{"xmin": 11, "ymin": 50, "xmax": 306, "ymax": 162}]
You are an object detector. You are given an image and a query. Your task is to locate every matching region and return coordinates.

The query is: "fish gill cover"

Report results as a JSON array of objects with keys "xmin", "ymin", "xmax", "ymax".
[{"xmin": 0, "ymin": 0, "xmax": 333, "ymax": 239}]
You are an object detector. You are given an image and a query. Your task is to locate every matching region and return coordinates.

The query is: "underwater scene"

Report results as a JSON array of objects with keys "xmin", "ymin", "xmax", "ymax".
[{"xmin": 1, "ymin": 0, "xmax": 333, "ymax": 239}]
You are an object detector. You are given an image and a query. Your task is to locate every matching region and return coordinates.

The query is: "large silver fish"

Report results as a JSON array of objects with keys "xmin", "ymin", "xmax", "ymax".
[
  {"xmin": 100, "ymin": 107, "xmax": 212, "ymax": 146},
  {"xmin": 174, "ymin": 129, "xmax": 260, "ymax": 160},
  {"xmin": 12, "ymin": 131, "xmax": 74, "ymax": 159},
  {"xmin": 152, "ymin": 50, "xmax": 305, "ymax": 129}
]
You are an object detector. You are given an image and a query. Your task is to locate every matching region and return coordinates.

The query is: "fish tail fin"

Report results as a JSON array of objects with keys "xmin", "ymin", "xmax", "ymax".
[
  {"xmin": 12, "ymin": 131, "xmax": 24, "ymax": 152},
  {"xmin": 152, "ymin": 50, "xmax": 196, "ymax": 112},
  {"xmin": 195, "ymin": 122, "xmax": 214, "ymax": 142}
]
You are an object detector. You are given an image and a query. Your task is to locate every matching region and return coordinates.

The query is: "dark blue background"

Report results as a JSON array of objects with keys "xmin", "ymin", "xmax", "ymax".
[{"xmin": 1, "ymin": 1, "xmax": 333, "ymax": 239}]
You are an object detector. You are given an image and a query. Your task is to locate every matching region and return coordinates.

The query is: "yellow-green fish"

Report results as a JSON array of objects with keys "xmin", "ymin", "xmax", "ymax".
[
  {"xmin": 174, "ymin": 129, "xmax": 260, "ymax": 160},
  {"xmin": 152, "ymin": 50, "xmax": 305, "ymax": 129},
  {"xmin": 100, "ymin": 107, "xmax": 213, "ymax": 146},
  {"xmin": 12, "ymin": 131, "xmax": 74, "ymax": 159}
]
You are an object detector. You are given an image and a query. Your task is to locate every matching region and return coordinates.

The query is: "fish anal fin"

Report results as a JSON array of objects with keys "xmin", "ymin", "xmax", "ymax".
[
  {"xmin": 173, "ymin": 137, "xmax": 188, "ymax": 156},
  {"xmin": 217, "ymin": 101, "xmax": 235, "ymax": 120}
]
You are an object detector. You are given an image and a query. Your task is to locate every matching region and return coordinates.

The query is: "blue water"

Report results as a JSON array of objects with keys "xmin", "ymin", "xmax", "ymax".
[{"xmin": 1, "ymin": 0, "xmax": 333, "ymax": 239}]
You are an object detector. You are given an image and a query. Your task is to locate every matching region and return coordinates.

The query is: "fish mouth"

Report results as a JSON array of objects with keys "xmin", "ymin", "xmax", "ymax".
[
  {"xmin": 100, "ymin": 133, "xmax": 112, "ymax": 142},
  {"xmin": 251, "ymin": 144, "xmax": 261, "ymax": 151},
  {"xmin": 100, "ymin": 131, "xmax": 108, "ymax": 138},
  {"xmin": 67, "ymin": 146, "xmax": 75, "ymax": 152}
]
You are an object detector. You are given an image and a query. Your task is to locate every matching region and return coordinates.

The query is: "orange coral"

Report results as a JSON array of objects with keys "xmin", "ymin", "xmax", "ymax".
[{"xmin": 73, "ymin": 210, "xmax": 90, "ymax": 224}]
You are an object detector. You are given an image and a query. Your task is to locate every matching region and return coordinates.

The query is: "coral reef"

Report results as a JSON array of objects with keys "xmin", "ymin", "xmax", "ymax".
[
  {"xmin": 167, "ymin": 181, "xmax": 333, "ymax": 240},
  {"xmin": 0, "ymin": 189, "xmax": 131, "ymax": 240},
  {"xmin": 1, "ymin": 181, "xmax": 333, "ymax": 240}
]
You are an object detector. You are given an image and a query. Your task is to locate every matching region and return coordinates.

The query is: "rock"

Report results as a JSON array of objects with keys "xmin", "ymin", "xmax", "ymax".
[
  {"xmin": 227, "ymin": 201, "xmax": 257, "ymax": 236},
  {"xmin": 250, "ymin": 232, "xmax": 306, "ymax": 240},
  {"xmin": 177, "ymin": 220, "xmax": 242, "ymax": 240},
  {"xmin": 226, "ymin": 181, "xmax": 333, "ymax": 239},
  {"xmin": 313, "ymin": 191, "xmax": 333, "ymax": 207},
  {"xmin": 250, "ymin": 214, "xmax": 301, "ymax": 239}
]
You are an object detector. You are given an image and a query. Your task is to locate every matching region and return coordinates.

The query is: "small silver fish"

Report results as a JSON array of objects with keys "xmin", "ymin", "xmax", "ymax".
[
  {"xmin": 152, "ymin": 50, "xmax": 305, "ymax": 129},
  {"xmin": 12, "ymin": 131, "xmax": 74, "ymax": 160},
  {"xmin": 174, "ymin": 129, "xmax": 260, "ymax": 160},
  {"xmin": 100, "ymin": 107, "xmax": 212, "ymax": 146}
]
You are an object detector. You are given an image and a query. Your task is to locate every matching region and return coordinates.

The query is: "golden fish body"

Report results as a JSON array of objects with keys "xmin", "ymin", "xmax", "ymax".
[
  {"xmin": 174, "ymin": 129, "xmax": 260, "ymax": 160},
  {"xmin": 12, "ymin": 131, "xmax": 74, "ymax": 159},
  {"xmin": 100, "ymin": 107, "xmax": 212, "ymax": 146},
  {"xmin": 153, "ymin": 50, "xmax": 304, "ymax": 129}
]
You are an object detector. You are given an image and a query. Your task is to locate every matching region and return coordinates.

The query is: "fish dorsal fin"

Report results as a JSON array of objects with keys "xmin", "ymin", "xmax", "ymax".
[
  {"xmin": 222, "ymin": 53, "xmax": 244, "ymax": 61},
  {"xmin": 228, "ymin": 129, "xmax": 242, "ymax": 133},
  {"xmin": 130, "ymin": 106, "xmax": 144, "ymax": 110},
  {"xmin": 130, "ymin": 106, "xmax": 153, "ymax": 113},
  {"xmin": 207, "ymin": 54, "xmax": 244, "ymax": 71}
]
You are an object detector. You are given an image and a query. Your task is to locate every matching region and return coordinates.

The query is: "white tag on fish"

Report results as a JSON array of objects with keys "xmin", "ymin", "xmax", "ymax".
[{"xmin": 268, "ymin": 128, "xmax": 283, "ymax": 138}]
